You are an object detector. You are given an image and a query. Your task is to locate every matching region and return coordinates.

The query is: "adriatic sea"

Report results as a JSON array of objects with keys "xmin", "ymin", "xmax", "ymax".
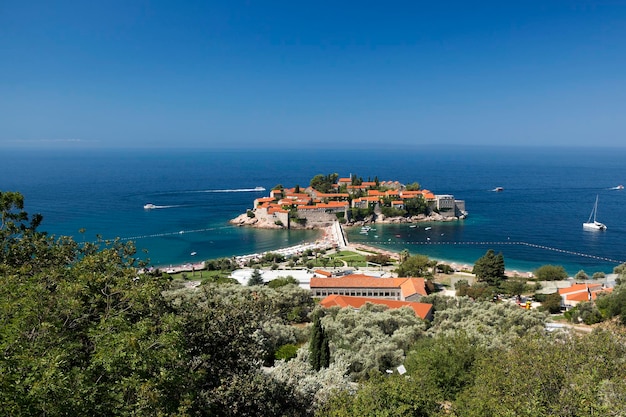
[{"xmin": 2, "ymin": 146, "xmax": 625, "ymax": 275}]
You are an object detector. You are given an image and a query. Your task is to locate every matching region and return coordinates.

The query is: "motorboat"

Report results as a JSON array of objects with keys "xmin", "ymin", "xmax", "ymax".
[
  {"xmin": 583, "ymin": 195, "xmax": 607, "ymax": 230},
  {"xmin": 492, "ymin": 187, "xmax": 504, "ymax": 192},
  {"xmin": 254, "ymin": 186, "xmax": 266, "ymax": 191},
  {"xmin": 144, "ymin": 203, "xmax": 156, "ymax": 210},
  {"xmin": 616, "ymin": 185, "xmax": 624, "ymax": 190}
]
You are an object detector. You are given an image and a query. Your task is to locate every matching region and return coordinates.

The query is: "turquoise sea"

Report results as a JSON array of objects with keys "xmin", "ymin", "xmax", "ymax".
[{"xmin": 2, "ymin": 146, "xmax": 625, "ymax": 275}]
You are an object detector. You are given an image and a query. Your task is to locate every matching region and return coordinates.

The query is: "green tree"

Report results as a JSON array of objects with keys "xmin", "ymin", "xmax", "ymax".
[
  {"xmin": 575, "ymin": 269, "xmax": 589, "ymax": 280},
  {"xmin": 534, "ymin": 264, "xmax": 568, "ymax": 281},
  {"xmin": 595, "ymin": 286, "xmax": 626, "ymax": 324},
  {"xmin": 501, "ymin": 278, "xmax": 526, "ymax": 297},
  {"xmin": 405, "ymin": 332, "xmax": 482, "ymax": 402},
  {"xmin": 404, "ymin": 181, "xmax": 421, "ymax": 191},
  {"xmin": 268, "ymin": 275, "xmax": 299, "ymax": 288},
  {"xmin": 404, "ymin": 196, "xmax": 428, "ymax": 216},
  {"xmin": 614, "ymin": 262, "xmax": 626, "ymax": 284},
  {"xmin": 396, "ymin": 254, "xmax": 433, "ymax": 277},
  {"xmin": 319, "ymin": 373, "xmax": 440, "ymax": 417},
  {"xmin": 564, "ymin": 301, "xmax": 603, "ymax": 325},
  {"xmin": 540, "ymin": 292, "xmax": 563, "ymax": 314},
  {"xmin": 247, "ymin": 268, "xmax": 264, "ymax": 286},
  {"xmin": 454, "ymin": 279, "xmax": 470, "ymax": 296},
  {"xmin": 310, "ymin": 314, "xmax": 330, "ymax": 371},
  {"xmin": 472, "ymin": 249, "xmax": 505, "ymax": 286},
  {"xmin": 592, "ymin": 271, "xmax": 606, "ymax": 280},
  {"xmin": 310, "ymin": 173, "xmax": 338, "ymax": 194}
]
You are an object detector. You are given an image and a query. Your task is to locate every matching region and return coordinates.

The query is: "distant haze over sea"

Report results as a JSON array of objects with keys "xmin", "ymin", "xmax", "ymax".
[{"xmin": 2, "ymin": 146, "xmax": 625, "ymax": 275}]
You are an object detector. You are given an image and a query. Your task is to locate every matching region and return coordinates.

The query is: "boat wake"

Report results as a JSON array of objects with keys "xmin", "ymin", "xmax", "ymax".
[
  {"xmin": 194, "ymin": 187, "xmax": 266, "ymax": 193},
  {"xmin": 144, "ymin": 204, "xmax": 183, "ymax": 210},
  {"xmin": 149, "ymin": 187, "xmax": 265, "ymax": 197}
]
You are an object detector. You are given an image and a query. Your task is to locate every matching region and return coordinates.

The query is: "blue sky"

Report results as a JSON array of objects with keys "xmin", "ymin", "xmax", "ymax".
[{"xmin": 1, "ymin": 1, "xmax": 625, "ymax": 149}]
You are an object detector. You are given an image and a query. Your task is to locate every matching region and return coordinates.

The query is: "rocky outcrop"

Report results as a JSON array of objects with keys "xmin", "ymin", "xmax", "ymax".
[
  {"xmin": 229, "ymin": 213, "xmax": 284, "ymax": 229},
  {"xmin": 231, "ymin": 210, "xmax": 466, "ymax": 230},
  {"xmin": 229, "ymin": 212, "xmax": 327, "ymax": 230},
  {"xmin": 345, "ymin": 211, "xmax": 464, "ymax": 227}
]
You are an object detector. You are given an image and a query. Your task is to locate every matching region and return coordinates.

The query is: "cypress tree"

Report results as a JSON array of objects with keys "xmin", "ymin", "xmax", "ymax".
[
  {"xmin": 309, "ymin": 314, "xmax": 331, "ymax": 371},
  {"xmin": 310, "ymin": 315, "xmax": 322, "ymax": 370},
  {"xmin": 320, "ymin": 328, "xmax": 330, "ymax": 369}
]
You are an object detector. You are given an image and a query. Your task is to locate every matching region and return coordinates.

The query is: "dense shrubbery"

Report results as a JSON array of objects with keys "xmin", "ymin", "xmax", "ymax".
[
  {"xmin": 320, "ymin": 304, "xmax": 428, "ymax": 381},
  {"xmin": 320, "ymin": 306, "xmax": 626, "ymax": 417},
  {"xmin": 365, "ymin": 253, "xmax": 393, "ymax": 266}
]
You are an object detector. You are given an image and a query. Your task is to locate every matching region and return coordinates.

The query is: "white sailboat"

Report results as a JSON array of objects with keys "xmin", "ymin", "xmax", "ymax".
[{"xmin": 583, "ymin": 195, "xmax": 607, "ymax": 230}]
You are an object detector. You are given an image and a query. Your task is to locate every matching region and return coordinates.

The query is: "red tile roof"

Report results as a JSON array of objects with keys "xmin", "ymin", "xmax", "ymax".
[
  {"xmin": 559, "ymin": 283, "xmax": 603, "ymax": 295},
  {"xmin": 320, "ymin": 294, "xmax": 433, "ymax": 319},
  {"xmin": 268, "ymin": 207, "xmax": 289, "ymax": 214},
  {"xmin": 255, "ymin": 197, "xmax": 275, "ymax": 203},
  {"xmin": 560, "ymin": 284, "xmax": 612, "ymax": 302},
  {"xmin": 310, "ymin": 274, "xmax": 427, "ymax": 298}
]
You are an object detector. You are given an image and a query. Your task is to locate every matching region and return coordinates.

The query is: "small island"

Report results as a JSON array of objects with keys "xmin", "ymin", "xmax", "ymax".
[{"xmin": 230, "ymin": 173, "xmax": 467, "ymax": 229}]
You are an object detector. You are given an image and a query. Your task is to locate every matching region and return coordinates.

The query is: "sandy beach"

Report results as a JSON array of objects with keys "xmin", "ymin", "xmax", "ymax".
[{"xmin": 159, "ymin": 222, "xmax": 535, "ymax": 278}]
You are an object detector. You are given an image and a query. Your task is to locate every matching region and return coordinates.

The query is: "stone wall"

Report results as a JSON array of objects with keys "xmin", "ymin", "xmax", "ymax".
[{"xmin": 297, "ymin": 211, "xmax": 338, "ymax": 227}]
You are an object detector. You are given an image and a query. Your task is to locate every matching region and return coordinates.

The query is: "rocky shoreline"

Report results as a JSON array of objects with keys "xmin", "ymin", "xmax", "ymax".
[
  {"xmin": 229, "ymin": 211, "xmax": 465, "ymax": 230},
  {"xmin": 228, "ymin": 212, "xmax": 324, "ymax": 229}
]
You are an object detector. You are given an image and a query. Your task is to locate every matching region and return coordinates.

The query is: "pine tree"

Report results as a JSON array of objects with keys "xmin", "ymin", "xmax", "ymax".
[
  {"xmin": 247, "ymin": 268, "xmax": 264, "ymax": 286},
  {"xmin": 472, "ymin": 249, "xmax": 506, "ymax": 286}
]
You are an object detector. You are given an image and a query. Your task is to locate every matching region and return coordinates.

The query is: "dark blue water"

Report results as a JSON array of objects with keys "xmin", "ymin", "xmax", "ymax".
[{"xmin": 2, "ymin": 146, "xmax": 625, "ymax": 275}]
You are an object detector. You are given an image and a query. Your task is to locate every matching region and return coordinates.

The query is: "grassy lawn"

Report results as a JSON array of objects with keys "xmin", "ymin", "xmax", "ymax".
[
  {"xmin": 332, "ymin": 251, "xmax": 366, "ymax": 261},
  {"xmin": 167, "ymin": 269, "xmax": 225, "ymax": 281}
]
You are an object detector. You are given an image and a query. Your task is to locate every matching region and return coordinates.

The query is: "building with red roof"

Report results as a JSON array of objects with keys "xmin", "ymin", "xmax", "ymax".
[
  {"xmin": 310, "ymin": 274, "xmax": 427, "ymax": 301},
  {"xmin": 559, "ymin": 283, "xmax": 612, "ymax": 308},
  {"xmin": 320, "ymin": 294, "xmax": 433, "ymax": 320}
]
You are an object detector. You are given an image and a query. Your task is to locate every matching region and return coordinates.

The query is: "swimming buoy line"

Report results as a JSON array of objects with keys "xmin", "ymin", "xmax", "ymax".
[
  {"xmin": 100, "ymin": 229, "xmax": 623, "ymax": 265},
  {"xmin": 360, "ymin": 240, "xmax": 624, "ymax": 264}
]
